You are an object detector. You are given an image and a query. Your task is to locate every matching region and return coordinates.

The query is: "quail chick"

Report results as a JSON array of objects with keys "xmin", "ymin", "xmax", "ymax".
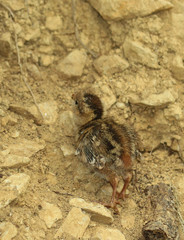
[{"xmin": 72, "ymin": 91, "xmax": 141, "ymax": 212}]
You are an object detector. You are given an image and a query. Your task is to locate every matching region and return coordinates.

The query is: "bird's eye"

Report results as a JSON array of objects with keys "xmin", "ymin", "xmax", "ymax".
[{"xmin": 75, "ymin": 100, "xmax": 78, "ymax": 105}]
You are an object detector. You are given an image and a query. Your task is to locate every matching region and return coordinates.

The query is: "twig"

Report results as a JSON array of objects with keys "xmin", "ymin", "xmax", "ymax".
[
  {"xmin": 13, "ymin": 27, "xmax": 44, "ymax": 119},
  {"xmin": 53, "ymin": 190, "xmax": 74, "ymax": 196},
  {"xmin": 0, "ymin": 2, "xmax": 15, "ymax": 20},
  {"xmin": 0, "ymin": 2, "xmax": 44, "ymax": 120},
  {"xmin": 72, "ymin": 0, "xmax": 98, "ymax": 58}
]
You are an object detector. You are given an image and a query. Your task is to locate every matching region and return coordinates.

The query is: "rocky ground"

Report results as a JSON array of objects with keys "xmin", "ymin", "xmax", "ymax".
[{"xmin": 0, "ymin": 0, "xmax": 184, "ymax": 239}]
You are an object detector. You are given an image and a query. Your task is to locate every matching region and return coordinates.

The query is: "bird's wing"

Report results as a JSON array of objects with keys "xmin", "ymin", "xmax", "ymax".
[{"xmin": 79, "ymin": 123, "xmax": 118, "ymax": 169}]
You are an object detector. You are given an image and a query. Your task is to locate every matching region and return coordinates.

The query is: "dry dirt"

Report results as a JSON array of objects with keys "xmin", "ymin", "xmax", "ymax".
[{"xmin": 0, "ymin": 0, "xmax": 184, "ymax": 239}]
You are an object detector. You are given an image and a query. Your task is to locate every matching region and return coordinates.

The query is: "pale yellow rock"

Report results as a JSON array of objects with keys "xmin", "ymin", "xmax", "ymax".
[
  {"xmin": 129, "ymin": 90, "xmax": 176, "ymax": 107},
  {"xmin": 26, "ymin": 63, "xmax": 41, "ymax": 80},
  {"xmin": 57, "ymin": 49, "xmax": 87, "ymax": 77},
  {"xmin": 93, "ymin": 55, "xmax": 129, "ymax": 76},
  {"xmin": 60, "ymin": 111, "xmax": 77, "ymax": 136},
  {"xmin": 0, "ymin": 108, "xmax": 5, "ymax": 116},
  {"xmin": 5, "ymin": 0, "xmax": 24, "ymax": 11},
  {"xmin": 1, "ymin": 115, "xmax": 18, "ymax": 127},
  {"xmin": 116, "ymin": 102, "xmax": 126, "ymax": 109},
  {"xmin": 1, "ymin": 32, "xmax": 11, "ymax": 45},
  {"xmin": 3, "ymin": 173, "xmax": 30, "ymax": 194},
  {"xmin": 171, "ymin": 13, "xmax": 184, "ymax": 41},
  {"xmin": 147, "ymin": 16, "xmax": 164, "ymax": 33},
  {"xmin": 11, "ymin": 130, "xmax": 20, "ymax": 138},
  {"xmin": 9, "ymin": 101, "xmax": 58, "ymax": 125},
  {"xmin": 0, "ymin": 222, "xmax": 17, "ymax": 240},
  {"xmin": 46, "ymin": 16, "xmax": 62, "ymax": 31},
  {"xmin": 69, "ymin": 198, "xmax": 114, "ymax": 224},
  {"xmin": 29, "ymin": 101, "xmax": 58, "ymax": 124},
  {"xmin": 164, "ymin": 103, "xmax": 183, "ymax": 120},
  {"xmin": 39, "ymin": 46, "xmax": 53, "ymax": 54},
  {"xmin": 0, "ymin": 154, "xmax": 30, "ymax": 168},
  {"xmin": 93, "ymin": 84, "xmax": 116, "ymax": 111},
  {"xmin": 54, "ymin": 207, "xmax": 90, "ymax": 239},
  {"xmin": 60, "ymin": 144, "xmax": 75, "ymax": 156},
  {"xmin": 13, "ymin": 23, "xmax": 22, "ymax": 35},
  {"xmin": 24, "ymin": 28, "xmax": 41, "ymax": 41},
  {"xmin": 121, "ymin": 214, "xmax": 135, "ymax": 230},
  {"xmin": 88, "ymin": 0, "xmax": 173, "ymax": 20},
  {"xmin": 123, "ymin": 39, "xmax": 159, "ymax": 68},
  {"xmin": 0, "ymin": 173, "xmax": 30, "ymax": 209},
  {"xmin": 39, "ymin": 201, "xmax": 62, "ymax": 228},
  {"xmin": 171, "ymin": 55, "xmax": 184, "ymax": 81},
  {"xmin": 5, "ymin": 139, "xmax": 45, "ymax": 157},
  {"xmin": 93, "ymin": 227, "xmax": 126, "ymax": 240},
  {"xmin": 40, "ymin": 55, "xmax": 54, "ymax": 67}
]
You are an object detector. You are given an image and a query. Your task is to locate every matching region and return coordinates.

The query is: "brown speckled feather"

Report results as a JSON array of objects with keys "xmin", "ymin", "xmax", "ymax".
[{"xmin": 72, "ymin": 90, "xmax": 141, "ymax": 212}]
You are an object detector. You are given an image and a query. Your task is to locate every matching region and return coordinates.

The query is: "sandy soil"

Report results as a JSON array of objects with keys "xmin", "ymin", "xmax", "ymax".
[{"xmin": 0, "ymin": 0, "xmax": 184, "ymax": 239}]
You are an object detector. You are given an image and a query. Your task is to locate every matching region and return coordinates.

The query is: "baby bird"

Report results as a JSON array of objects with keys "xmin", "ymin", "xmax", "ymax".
[{"xmin": 72, "ymin": 91, "xmax": 140, "ymax": 212}]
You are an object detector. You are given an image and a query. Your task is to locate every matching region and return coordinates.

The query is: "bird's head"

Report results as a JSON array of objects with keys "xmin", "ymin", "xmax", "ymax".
[{"xmin": 72, "ymin": 91, "xmax": 103, "ymax": 124}]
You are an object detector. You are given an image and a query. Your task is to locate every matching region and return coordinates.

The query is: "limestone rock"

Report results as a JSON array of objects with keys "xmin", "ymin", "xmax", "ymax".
[
  {"xmin": 39, "ymin": 46, "xmax": 53, "ymax": 54},
  {"xmin": 54, "ymin": 207, "xmax": 90, "ymax": 239},
  {"xmin": 123, "ymin": 39, "xmax": 158, "ymax": 68},
  {"xmin": 5, "ymin": 0, "xmax": 25, "ymax": 11},
  {"xmin": 0, "ymin": 154, "xmax": 30, "ymax": 168},
  {"xmin": 11, "ymin": 130, "xmax": 20, "ymax": 138},
  {"xmin": 147, "ymin": 16, "xmax": 164, "ymax": 34},
  {"xmin": 9, "ymin": 101, "xmax": 58, "ymax": 125},
  {"xmin": 69, "ymin": 198, "xmax": 114, "ymax": 224},
  {"xmin": 0, "ymin": 222, "xmax": 17, "ymax": 240},
  {"xmin": 39, "ymin": 201, "xmax": 62, "ymax": 228},
  {"xmin": 129, "ymin": 90, "xmax": 176, "ymax": 107},
  {"xmin": 1, "ymin": 32, "xmax": 11, "ymax": 45},
  {"xmin": 29, "ymin": 101, "xmax": 58, "ymax": 124},
  {"xmin": 60, "ymin": 111, "xmax": 77, "ymax": 136},
  {"xmin": 171, "ymin": 13, "xmax": 184, "ymax": 41},
  {"xmin": 0, "ymin": 108, "xmax": 5, "ymax": 116},
  {"xmin": 164, "ymin": 103, "xmax": 183, "ymax": 120},
  {"xmin": 0, "ymin": 173, "xmax": 30, "ymax": 209},
  {"xmin": 40, "ymin": 55, "xmax": 54, "ymax": 67},
  {"xmin": 1, "ymin": 115, "xmax": 17, "ymax": 127},
  {"xmin": 88, "ymin": 0, "xmax": 173, "ymax": 21},
  {"xmin": 116, "ymin": 102, "xmax": 126, "ymax": 109},
  {"xmin": 24, "ymin": 28, "xmax": 41, "ymax": 41},
  {"xmin": 93, "ymin": 227, "xmax": 126, "ymax": 240},
  {"xmin": 4, "ymin": 139, "xmax": 45, "ymax": 157},
  {"xmin": 93, "ymin": 84, "xmax": 116, "ymax": 111},
  {"xmin": 101, "ymin": 85, "xmax": 116, "ymax": 111},
  {"xmin": 26, "ymin": 63, "xmax": 41, "ymax": 80},
  {"xmin": 171, "ymin": 55, "xmax": 184, "ymax": 81},
  {"xmin": 57, "ymin": 49, "xmax": 87, "ymax": 77},
  {"xmin": 13, "ymin": 23, "xmax": 22, "ymax": 35},
  {"xmin": 46, "ymin": 16, "xmax": 62, "ymax": 31},
  {"xmin": 60, "ymin": 144, "xmax": 75, "ymax": 156},
  {"xmin": 121, "ymin": 214, "xmax": 135, "ymax": 230},
  {"xmin": 93, "ymin": 55, "xmax": 129, "ymax": 75}
]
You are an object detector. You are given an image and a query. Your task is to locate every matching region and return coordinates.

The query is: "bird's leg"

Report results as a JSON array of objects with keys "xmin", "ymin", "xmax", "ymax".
[
  {"xmin": 117, "ymin": 152, "xmax": 132, "ymax": 200},
  {"xmin": 99, "ymin": 168, "xmax": 121, "ymax": 212},
  {"xmin": 117, "ymin": 172, "xmax": 132, "ymax": 200}
]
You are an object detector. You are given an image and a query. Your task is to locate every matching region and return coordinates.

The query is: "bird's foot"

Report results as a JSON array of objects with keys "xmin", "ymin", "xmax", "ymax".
[
  {"xmin": 116, "ymin": 191, "xmax": 128, "ymax": 200},
  {"xmin": 102, "ymin": 199, "xmax": 122, "ymax": 214}
]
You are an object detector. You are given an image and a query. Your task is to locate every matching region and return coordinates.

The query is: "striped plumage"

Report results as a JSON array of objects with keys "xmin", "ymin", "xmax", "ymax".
[{"xmin": 72, "ymin": 91, "xmax": 141, "ymax": 212}]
